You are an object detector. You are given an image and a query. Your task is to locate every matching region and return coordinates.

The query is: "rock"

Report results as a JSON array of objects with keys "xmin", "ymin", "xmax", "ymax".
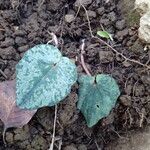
[
  {"xmin": 1, "ymin": 38, "xmax": 14, "ymax": 47},
  {"xmin": 87, "ymin": 10, "xmax": 96, "ymax": 18},
  {"xmin": 115, "ymin": 19, "xmax": 126, "ymax": 30},
  {"xmin": 0, "ymin": 46, "xmax": 16, "ymax": 59},
  {"xmin": 64, "ymin": 145, "xmax": 78, "ymax": 150},
  {"xmin": 138, "ymin": 12, "xmax": 150, "ymax": 44},
  {"xmin": 135, "ymin": 0, "xmax": 150, "ymax": 15},
  {"xmin": 99, "ymin": 51, "xmax": 114, "ymax": 63},
  {"xmin": 75, "ymin": 0, "xmax": 92, "ymax": 7},
  {"xmin": 97, "ymin": 7, "xmax": 105, "ymax": 15},
  {"xmin": 65, "ymin": 14, "xmax": 75, "ymax": 23}
]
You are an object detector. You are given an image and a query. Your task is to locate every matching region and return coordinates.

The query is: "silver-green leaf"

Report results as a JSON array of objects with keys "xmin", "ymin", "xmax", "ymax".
[
  {"xmin": 16, "ymin": 44, "xmax": 77, "ymax": 110},
  {"xmin": 77, "ymin": 74, "xmax": 120, "ymax": 127}
]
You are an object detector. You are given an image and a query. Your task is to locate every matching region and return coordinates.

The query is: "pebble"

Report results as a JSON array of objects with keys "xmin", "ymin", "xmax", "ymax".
[{"xmin": 65, "ymin": 14, "xmax": 75, "ymax": 23}]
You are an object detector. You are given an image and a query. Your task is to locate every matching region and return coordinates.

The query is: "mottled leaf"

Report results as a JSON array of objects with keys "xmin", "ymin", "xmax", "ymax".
[
  {"xmin": 97, "ymin": 31, "xmax": 113, "ymax": 41},
  {"xmin": 0, "ymin": 80, "xmax": 36, "ymax": 129},
  {"xmin": 77, "ymin": 74, "xmax": 120, "ymax": 127},
  {"xmin": 16, "ymin": 44, "xmax": 77, "ymax": 110}
]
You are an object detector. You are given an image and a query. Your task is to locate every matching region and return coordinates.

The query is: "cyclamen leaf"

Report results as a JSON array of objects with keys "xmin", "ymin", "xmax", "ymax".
[
  {"xmin": 77, "ymin": 74, "xmax": 120, "ymax": 127},
  {"xmin": 0, "ymin": 80, "xmax": 36, "ymax": 129},
  {"xmin": 16, "ymin": 44, "xmax": 77, "ymax": 110}
]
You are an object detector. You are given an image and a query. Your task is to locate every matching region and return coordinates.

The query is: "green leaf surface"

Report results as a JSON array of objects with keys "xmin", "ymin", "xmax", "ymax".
[
  {"xmin": 77, "ymin": 74, "xmax": 120, "ymax": 127},
  {"xmin": 97, "ymin": 31, "xmax": 113, "ymax": 41},
  {"xmin": 16, "ymin": 44, "xmax": 77, "ymax": 110}
]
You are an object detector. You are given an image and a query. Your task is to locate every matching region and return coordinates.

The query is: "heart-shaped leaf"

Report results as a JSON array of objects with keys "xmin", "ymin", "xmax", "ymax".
[
  {"xmin": 0, "ymin": 80, "xmax": 36, "ymax": 129},
  {"xmin": 77, "ymin": 74, "xmax": 120, "ymax": 127},
  {"xmin": 16, "ymin": 44, "xmax": 77, "ymax": 110}
]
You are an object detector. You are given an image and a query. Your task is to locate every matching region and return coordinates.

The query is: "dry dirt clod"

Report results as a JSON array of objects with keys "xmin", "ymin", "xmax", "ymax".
[
  {"xmin": 64, "ymin": 145, "xmax": 78, "ymax": 150},
  {"xmin": 75, "ymin": 0, "xmax": 92, "ymax": 7},
  {"xmin": 119, "ymin": 95, "xmax": 132, "ymax": 106},
  {"xmin": 115, "ymin": 19, "xmax": 126, "ymax": 30},
  {"xmin": 99, "ymin": 51, "xmax": 114, "ymax": 63}
]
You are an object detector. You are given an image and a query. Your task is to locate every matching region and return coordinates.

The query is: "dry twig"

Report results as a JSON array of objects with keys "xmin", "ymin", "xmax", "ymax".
[
  {"xmin": 80, "ymin": 39, "xmax": 91, "ymax": 76},
  {"xmin": 49, "ymin": 105, "xmax": 57, "ymax": 150}
]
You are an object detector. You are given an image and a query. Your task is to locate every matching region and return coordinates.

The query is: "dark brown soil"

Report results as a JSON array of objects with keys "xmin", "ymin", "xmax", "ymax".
[{"xmin": 0, "ymin": 0, "xmax": 150, "ymax": 149}]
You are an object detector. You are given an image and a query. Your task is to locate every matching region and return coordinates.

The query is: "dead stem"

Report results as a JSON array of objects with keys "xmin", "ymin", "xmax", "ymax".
[
  {"xmin": 80, "ymin": 39, "xmax": 91, "ymax": 76},
  {"xmin": 49, "ymin": 105, "xmax": 57, "ymax": 150}
]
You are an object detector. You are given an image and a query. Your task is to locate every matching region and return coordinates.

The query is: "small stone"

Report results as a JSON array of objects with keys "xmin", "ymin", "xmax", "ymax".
[
  {"xmin": 135, "ymin": 0, "xmax": 150, "ymax": 15},
  {"xmin": 87, "ymin": 10, "xmax": 96, "ymax": 18},
  {"xmin": 15, "ymin": 36, "xmax": 27, "ymax": 46},
  {"xmin": 18, "ymin": 45, "xmax": 29, "ymax": 52},
  {"xmin": 115, "ymin": 19, "xmax": 126, "ymax": 30},
  {"xmin": 75, "ymin": 0, "xmax": 92, "ymax": 7},
  {"xmin": 139, "ymin": 12, "xmax": 150, "ymax": 44},
  {"xmin": 65, "ymin": 14, "xmax": 75, "ymax": 23},
  {"xmin": 99, "ymin": 51, "xmax": 114, "ymax": 63},
  {"xmin": 1, "ymin": 38, "xmax": 14, "ymax": 47},
  {"xmin": 120, "ymin": 95, "xmax": 131, "ymax": 106},
  {"xmin": 64, "ymin": 145, "xmax": 78, "ymax": 150},
  {"xmin": 97, "ymin": 7, "xmax": 105, "ymax": 15}
]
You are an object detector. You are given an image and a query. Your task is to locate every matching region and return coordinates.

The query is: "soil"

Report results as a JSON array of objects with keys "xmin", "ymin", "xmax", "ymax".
[{"xmin": 0, "ymin": 0, "xmax": 150, "ymax": 150}]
